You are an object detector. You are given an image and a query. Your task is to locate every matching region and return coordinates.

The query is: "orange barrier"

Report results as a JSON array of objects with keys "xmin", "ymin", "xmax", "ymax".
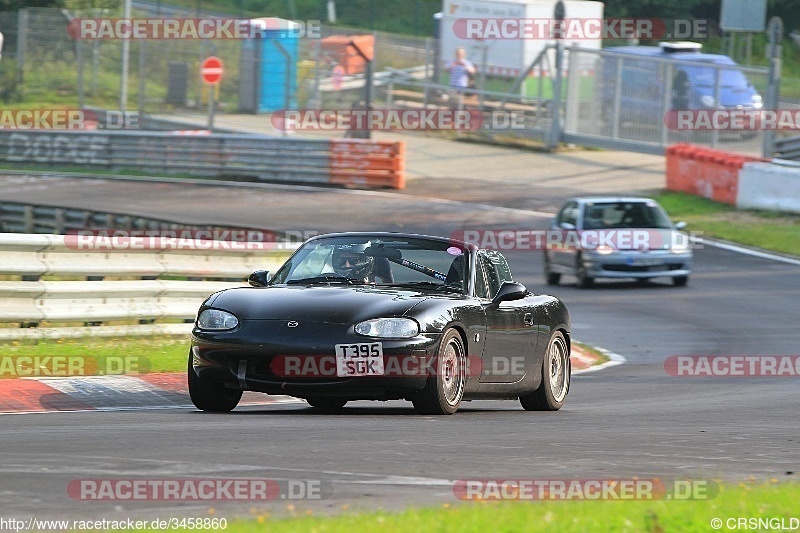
[
  {"xmin": 665, "ymin": 144, "xmax": 766, "ymax": 205},
  {"xmin": 329, "ymin": 139, "xmax": 406, "ymax": 189},
  {"xmin": 321, "ymin": 35, "xmax": 375, "ymax": 75}
]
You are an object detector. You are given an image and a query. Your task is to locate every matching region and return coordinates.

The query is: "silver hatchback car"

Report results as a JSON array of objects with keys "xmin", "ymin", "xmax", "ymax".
[{"xmin": 544, "ymin": 197, "xmax": 692, "ymax": 288}]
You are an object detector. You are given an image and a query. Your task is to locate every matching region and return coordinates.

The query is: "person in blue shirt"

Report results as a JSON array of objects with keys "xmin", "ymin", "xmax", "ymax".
[{"xmin": 444, "ymin": 47, "xmax": 476, "ymax": 107}]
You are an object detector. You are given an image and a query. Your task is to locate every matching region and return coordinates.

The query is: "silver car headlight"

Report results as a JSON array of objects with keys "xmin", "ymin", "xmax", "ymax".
[
  {"xmin": 355, "ymin": 318, "xmax": 419, "ymax": 338},
  {"xmin": 671, "ymin": 243, "xmax": 690, "ymax": 254},
  {"xmin": 595, "ymin": 245, "xmax": 614, "ymax": 255},
  {"xmin": 671, "ymin": 233, "xmax": 691, "ymax": 254},
  {"xmin": 197, "ymin": 309, "xmax": 239, "ymax": 330}
]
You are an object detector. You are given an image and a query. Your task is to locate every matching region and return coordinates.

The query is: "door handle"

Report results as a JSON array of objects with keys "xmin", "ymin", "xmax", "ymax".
[{"xmin": 524, "ymin": 313, "xmax": 534, "ymax": 326}]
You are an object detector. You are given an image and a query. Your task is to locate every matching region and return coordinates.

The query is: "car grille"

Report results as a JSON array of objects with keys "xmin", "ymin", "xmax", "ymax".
[{"xmin": 603, "ymin": 263, "xmax": 684, "ymax": 272}]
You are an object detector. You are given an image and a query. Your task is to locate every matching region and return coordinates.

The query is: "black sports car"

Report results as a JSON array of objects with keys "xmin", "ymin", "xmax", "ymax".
[{"xmin": 189, "ymin": 232, "xmax": 571, "ymax": 415}]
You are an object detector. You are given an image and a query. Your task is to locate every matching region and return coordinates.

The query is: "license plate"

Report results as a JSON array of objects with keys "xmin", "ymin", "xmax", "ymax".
[
  {"xmin": 627, "ymin": 257, "xmax": 663, "ymax": 266},
  {"xmin": 335, "ymin": 343, "xmax": 384, "ymax": 377}
]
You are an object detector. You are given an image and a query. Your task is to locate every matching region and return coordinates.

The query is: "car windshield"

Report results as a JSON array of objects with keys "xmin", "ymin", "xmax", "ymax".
[
  {"xmin": 682, "ymin": 64, "xmax": 751, "ymax": 89},
  {"xmin": 271, "ymin": 235, "xmax": 469, "ymax": 292},
  {"xmin": 581, "ymin": 201, "xmax": 674, "ymax": 229}
]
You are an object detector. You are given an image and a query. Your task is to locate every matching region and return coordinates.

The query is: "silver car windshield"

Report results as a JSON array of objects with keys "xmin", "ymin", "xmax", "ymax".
[{"xmin": 581, "ymin": 202, "xmax": 674, "ymax": 230}]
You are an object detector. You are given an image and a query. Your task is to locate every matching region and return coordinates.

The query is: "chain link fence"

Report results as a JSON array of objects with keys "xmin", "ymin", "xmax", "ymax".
[
  {"xmin": 0, "ymin": 7, "xmax": 432, "ymax": 119},
  {"xmin": 0, "ymin": 8, "xmax": 786, "ymax": 157},
  {"xmin": 561, "ymin": 46, "xmax": 771, "ymax": 156}
]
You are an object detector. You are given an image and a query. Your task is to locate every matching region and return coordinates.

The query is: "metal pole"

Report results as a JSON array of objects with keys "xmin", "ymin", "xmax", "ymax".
[
  {"xmin": 763, "ymin": 17, "xmax": 783, "ymax": 158},
  {"xmin": 564, "ymin": 47, "xmax": 580, "ymax": 134},
  {"xmin": 479, "ymin": 43, "xmax": 487, "ymax": 109},
  {"xmin": 661, "ymin": 62, "xmax": 673, "ymax": 148},
  {"xmin": 138, "ymin": 39, "xmax": 146, "ymax": 118},
  {"xmin": 120, "ymin": 0, "xmax": 132, "ymax": 110},
  {"xmin": 711, "ymin": 67, "xmax": 721, "ymax": 148},
  {"xmin": 611, "ymin": 57, "xmax": 623, "ymax": 140},
  {"xmin": 17, "ymin": 9, "xmax": 27, "ymax": 87},
  {"xmin": 312, "ymin": 39, "xmax": 322, "ymax": 109},
  {"xmin": 77, "ymin": 36, "xmax": 85, "ymax": 109},
  {"xmin": 548, "ymin": 41, "xmax": 563, "ymax": 150},
  {"xmin": 349, "ymin": 39, "xmax": 374, "ymax": 139},
  {"xmin": 208, "ymin": 83, "xmax": 216, "ymax": 131}
]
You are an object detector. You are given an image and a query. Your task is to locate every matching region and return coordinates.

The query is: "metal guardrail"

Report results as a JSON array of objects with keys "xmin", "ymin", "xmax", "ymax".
[
  {"xmin": 0, "ymin": 200, "xmax": 208, "ymax": 235},
  {"xmin": 0, "ymin": 130, "xmax": 406, "ymax": 189},
  {"xmin": 774, "ymin": 136, "xmax": 800, "ymax": 160},
  {"xmin": 0, "ymin": 233, "xmax": 298, "ymax": 338}
]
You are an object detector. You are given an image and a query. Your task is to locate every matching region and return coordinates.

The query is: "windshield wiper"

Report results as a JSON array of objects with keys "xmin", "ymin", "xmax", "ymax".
[{"xmin": 287, "ymin": 275, "xmax": 364, "ymax": 285}]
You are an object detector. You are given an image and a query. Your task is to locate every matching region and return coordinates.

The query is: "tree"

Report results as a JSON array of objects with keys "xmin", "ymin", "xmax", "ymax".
[{"xmin": 0, "ymin": 0, "xmax": 62, "ymax": 9}]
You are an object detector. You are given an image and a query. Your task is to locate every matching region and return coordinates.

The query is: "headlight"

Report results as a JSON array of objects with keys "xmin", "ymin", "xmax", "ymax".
[
  {"xmin": 595, "ymin": 245, "xmax": 614, "ymax": 255},
  {"xmin": 197, "ymin": 309, "xmax": 239, "ymax": 330},
  {"xmin": 700, "ymin": 95, "xmax": 717, "ymax": 108},
  {"xmin": 355, "ymin": 318, "xmax": 419, "ymax": 338},
  {"xmin": 671, "ymin": 243, "xmax": 690, "ymax": 254},
  {"xmin": 752, "ymin": 94, "xmax": 763, "ymax": 109}
]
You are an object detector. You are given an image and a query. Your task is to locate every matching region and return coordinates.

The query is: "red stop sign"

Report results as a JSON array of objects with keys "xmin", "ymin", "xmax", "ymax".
[{"xmin": 201, "ymin": 56, "xmax": 224, "ymax": 85}]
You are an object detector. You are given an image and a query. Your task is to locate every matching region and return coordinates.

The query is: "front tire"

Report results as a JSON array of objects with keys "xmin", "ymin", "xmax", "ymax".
[
  {"xmin": 544, "ymin": 253, "xmax": 561, "ymax": 286},
  {"xmin": 576, "ymin": 255, "xmax": 594, "ymax": 288},
  {"xmin": 188, "ymin": 354, "xmax": 242, "ymax": 412},
  {"xmin": 412, "ymin": 328, "xmax": 466, "ymax": 415},
  {"xmin": 520, "ymin": 331, "xmax": 570, "ymax": 411},
  {"xmin": 672, "ymin": 275, "xmax": 689, "ymax": 287},
  {"xmin": 306, "ymin": 397, "xmax": 348, "ymax": 412}
]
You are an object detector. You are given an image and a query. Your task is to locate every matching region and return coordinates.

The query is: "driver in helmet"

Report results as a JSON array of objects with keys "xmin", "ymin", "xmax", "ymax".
[{"xmin": 331, "ymin": 244, "xmax": 375, "ymax": 282}]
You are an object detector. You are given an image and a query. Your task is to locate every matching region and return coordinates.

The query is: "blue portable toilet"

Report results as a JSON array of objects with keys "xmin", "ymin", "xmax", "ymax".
[{"xmin": 239, "ymin": 17, "xmax": 300, "ymax": 113}]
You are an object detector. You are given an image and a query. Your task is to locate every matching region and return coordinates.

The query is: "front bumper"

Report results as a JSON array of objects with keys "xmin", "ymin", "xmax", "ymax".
[
  {"xmin": 582, "ymin": 251, "xmax": 692, "ymax": 279},
  {"xmin": 191, "ymin": 320, "xmax": 439, "ymax": 399}
]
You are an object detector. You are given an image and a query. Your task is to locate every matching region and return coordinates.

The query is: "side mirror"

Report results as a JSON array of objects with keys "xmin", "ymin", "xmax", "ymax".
[
  {"xmin": 674, "ymin": 221, "xmax": 687, "ymax": 230},
  {"xmin": 491, "ymin": 281, "xmax": 528, "ymax": 305},
  {"xmin": 248, "ymin": 270, "xmax": 271, "ymax": 287}
]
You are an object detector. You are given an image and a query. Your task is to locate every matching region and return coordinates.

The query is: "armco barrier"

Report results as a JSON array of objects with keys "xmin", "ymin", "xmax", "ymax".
[
  {"xmin": 665, "ymin": 144, "xmax": 767, "ymax": 205},
  {"xmin": 737, "ymin": 160, "xmax": 800, "ymax": 214},
  {"xmin": 0, "ymin": 130, "xmax": 406, "ymax": 189},
  {"xmin": 0, "ymin": 233, "xmax": 298, "ymax": 338}
]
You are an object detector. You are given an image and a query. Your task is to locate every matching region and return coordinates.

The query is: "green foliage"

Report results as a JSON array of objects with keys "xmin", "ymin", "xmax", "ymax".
[
  {"xmin": 654, "ymin": 191, "xmax": 800, "ymax": 256},
  {"xmin": 62, "ymin": 0, "xmax": 120, "ymax": 11},
  {"xmin": 0, "ymin": 58, "xmax": 21, "ymax": 103},
  {"xmin": 0, "ymin": 0, "xmax": 61, "ymax": 9},
  {"xmin": 145, "ymin": 481, "xmax": 800, "ymax": 533}
]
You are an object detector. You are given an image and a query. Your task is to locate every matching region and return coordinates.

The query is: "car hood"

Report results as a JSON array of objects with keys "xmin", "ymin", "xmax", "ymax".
[{"xmin": 205, "ymin": 285, "xmax": 435, "ymax": 324}]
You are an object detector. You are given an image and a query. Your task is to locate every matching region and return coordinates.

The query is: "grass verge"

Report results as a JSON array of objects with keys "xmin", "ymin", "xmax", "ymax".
[
  {"xmin": 183, "ymin": 481, "xmax": 799, "ymax": 533},
  {"xmin": 0, "ymin": 335, "xmax": 188, "ymax": 376},
  {"xmin": 652, "ymin": 191, "xmax": 800, "ymax": 257},
  {"xmin": 573, "ymin": 341, "xmax": 611, "ymax": 364}
]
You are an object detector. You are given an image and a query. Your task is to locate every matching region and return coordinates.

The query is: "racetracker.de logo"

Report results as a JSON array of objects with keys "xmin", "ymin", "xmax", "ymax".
[
  {"xmin": 0, "ymin": 355, "xmax": 148, "ymax": 379},
  {"xmin": 665, "ymin": 109, "xmax": 800, "ymax": 131},
  {"xmin": 63, "ymin": 229, "xmax": 317, "ymax": 251},
  {"xmin": 0, "ymin": 109, "xmax": 139, "ymax": 130},
  {"xmin": 453, "ymin": 478, "xmax": 718, "ymax": 500},
  {"xmin": 270, "ymin": 354, "xmax": 530, "ymax": 378},
  {"xmin": 271, "ymin": 109, "xmax": 526, "ymax": 132},
  {"xmin": 664, "ymin": 356, "xmax": 800, "ymax": 377},
  {"xmin": 451, "ymin": 18, "xmax": 709, "ymax": 40},
  {"xmin": 452, "ymin": 229, "xmax": 696, "ymax": 252},
  {"xmin": 67, "ymin": 17, "xmax": 321, "ymax": 39},
  {"xmin": 67, "ymin": 478, "xmax": 329, "ymax": 500}
]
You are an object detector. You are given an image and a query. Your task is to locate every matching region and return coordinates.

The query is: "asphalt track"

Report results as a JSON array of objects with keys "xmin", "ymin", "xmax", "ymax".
[{"xmin": 0, "ymin": 172, "xmax": 798, "ymax": 522}]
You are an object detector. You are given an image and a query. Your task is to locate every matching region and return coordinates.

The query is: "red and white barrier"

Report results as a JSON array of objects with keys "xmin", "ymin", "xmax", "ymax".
[{"xmin": 665, "ymin": 144, "xmax": 800, "ymax": 214}]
